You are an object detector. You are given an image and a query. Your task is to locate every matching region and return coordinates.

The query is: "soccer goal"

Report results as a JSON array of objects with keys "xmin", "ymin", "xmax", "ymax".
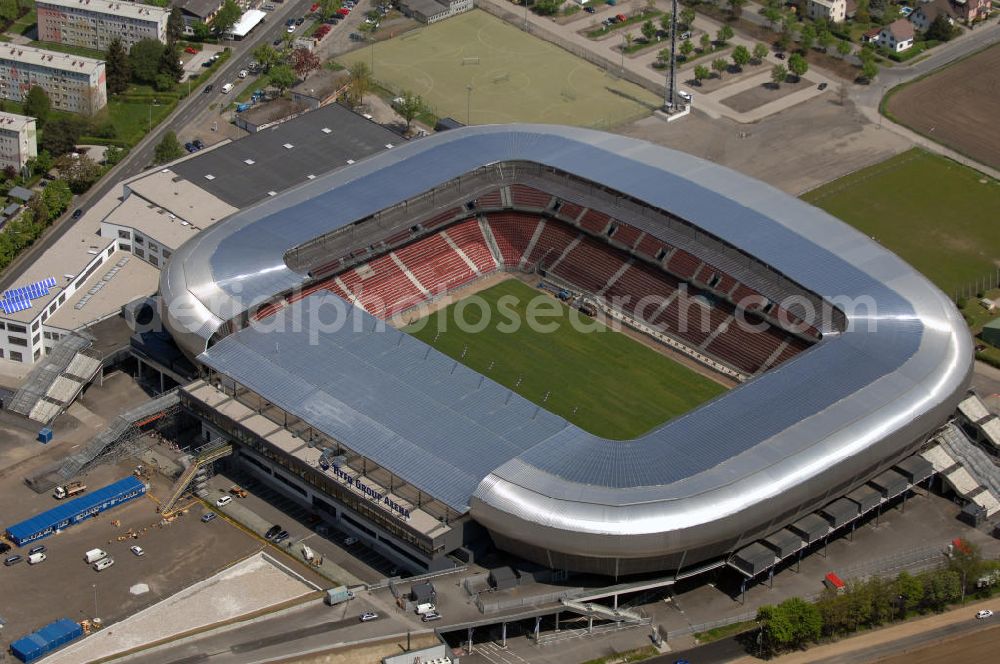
[{"xmin": 461, "ymin": 56, "xmax": 480, "ymax": 66}]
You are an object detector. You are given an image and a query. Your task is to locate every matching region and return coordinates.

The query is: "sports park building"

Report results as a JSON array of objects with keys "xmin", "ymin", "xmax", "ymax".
[{"xmin": 158, "ymin": 125, "xmax": 973, "ymax": 576}]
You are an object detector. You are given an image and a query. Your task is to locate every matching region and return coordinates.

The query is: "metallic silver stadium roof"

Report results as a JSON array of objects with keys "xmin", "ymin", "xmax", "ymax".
[{"xmin": 163, "ymin": 124, "xmax": 972, "ymax": 563}]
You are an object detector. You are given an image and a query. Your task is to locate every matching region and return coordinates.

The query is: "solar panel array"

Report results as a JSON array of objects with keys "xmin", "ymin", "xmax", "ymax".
[{"xmin": 1, "ymin": 277, "xmax": 57, "ymax": 315}]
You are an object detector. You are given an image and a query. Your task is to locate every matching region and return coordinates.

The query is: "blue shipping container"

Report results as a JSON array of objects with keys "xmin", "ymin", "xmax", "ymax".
[
  {"xmin": 4, "ymin": 476, "xmax": 146, "ymax": 546},
  {"xmin": 37, "ymin": 428, "xmax": 52, "ymax": 444},
  {"xmin": 10, "ymin": 619, "xmax": 83, "ymax": 663}
]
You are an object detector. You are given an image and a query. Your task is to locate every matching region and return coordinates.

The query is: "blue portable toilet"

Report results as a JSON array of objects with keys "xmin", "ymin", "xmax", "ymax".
[{"xmin": 37, "ymin": 428, "xmax": 53, "ymax": 444}]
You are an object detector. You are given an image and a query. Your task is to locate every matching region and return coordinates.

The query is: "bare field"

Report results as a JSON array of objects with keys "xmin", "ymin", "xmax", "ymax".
[{"xmin": 886, "ymin": 44, "xmax": 1000, "ymax": 172}]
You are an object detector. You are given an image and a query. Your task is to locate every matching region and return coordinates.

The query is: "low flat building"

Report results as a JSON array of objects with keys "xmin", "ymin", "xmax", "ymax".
[
  {"xmin": 0, "ymin": 113, "xmax": 37, "ymax": 172},
  {"xmin": 0, "ymin": 45, "xmax": 106, "ymax": 115},
  {"xmin": 398, "ymin": 0, "xmax": 473, "ymax": 24},
  {"xmin": 37, "ymin": 0, "xmax": 169, "ymax": 51},
  {"xmin": 290, "ymin": 70, "xmax": 348, "ymax": 110}
]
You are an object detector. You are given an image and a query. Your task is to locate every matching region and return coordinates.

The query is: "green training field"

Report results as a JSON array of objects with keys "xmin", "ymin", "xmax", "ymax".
[
  {"xmin": 340, "ymin": 10, "xmax": 660, "ymax": 128},
  {"xmin": 802, "ymin": 149, "xmax": 1000, "ymax": 298},
  {"xmin": 403, "ymin": 280, "xmax": 726, "ymax": 440}
]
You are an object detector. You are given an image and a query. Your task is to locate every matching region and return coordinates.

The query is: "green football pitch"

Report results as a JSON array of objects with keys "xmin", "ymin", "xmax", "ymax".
[
  {"xmin": 403, "ymin": 280, "xmax": 726, "ymax": 439},
  {"xmin": 340, "ymin": 10, "xmax": 660, "ymax": 128},
  {"xmin": 802, "ymin": 149, "xmax": 1000, "ymax": 298}
]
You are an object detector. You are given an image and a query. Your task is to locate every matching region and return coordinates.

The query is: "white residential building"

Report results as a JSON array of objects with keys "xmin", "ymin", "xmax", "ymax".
[
  {"xmin": 0, "ymin": 113, "xmax": 37, "ymax": 172},
  {"xmin": 0, "ymin": 45, "xmax": 107, "ymax": 115},
  {"xmin": 37, "ymin": 0, "xmax": 170, "ymax": 51},
  {"xmin": 807, "ymin": 0, "xmax": 847, "ymax": 23}
]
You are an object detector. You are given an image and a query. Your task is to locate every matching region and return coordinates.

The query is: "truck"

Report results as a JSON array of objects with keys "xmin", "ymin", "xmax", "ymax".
[
  {"xmin": 83, "ymin": 549, "xmax": 108, "ymax": 564},
  {"xmin": 323, "ymin": 585, "xmax": 355, "ymax": 606},
  {"xmin": 53, "ymin": 482, "xmax": 86, "ymax": 500}
]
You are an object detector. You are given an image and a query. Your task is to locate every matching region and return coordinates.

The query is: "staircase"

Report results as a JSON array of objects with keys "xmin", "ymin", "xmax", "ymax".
[
  {"xmin": 937, "ymin": 423, "xmax": 1000, "ymax": 500},
  {"xmin": 478, "ymin": 216, "xmax": 504, "ymax": 267},
  {"xmin": 160, "ymin": 442, "xmax": 233, "ymax": 513},
  {"xmin": 560, "ymin": 599, "xmax": 650, "ymax": 626}
]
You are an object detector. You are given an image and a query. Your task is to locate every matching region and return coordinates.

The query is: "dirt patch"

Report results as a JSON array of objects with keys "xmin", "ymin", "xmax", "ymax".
[
  {"xmin": 886, "ymin": 43, "xmax": 1000, "ymax": 172},
  {"xmin": 720, "ymin": 76, "xmax": 814, "ymax": 113}
]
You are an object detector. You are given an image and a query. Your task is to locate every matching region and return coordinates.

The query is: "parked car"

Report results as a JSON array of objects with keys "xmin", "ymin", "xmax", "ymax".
[
  {"xmin": 273, "ymin": 530, "xmax": 290, "ymax": 544},
  {"xmin": 584, "ymin": 5, "xmax": 595, "ymax": 12},
  {"xmin": 28, "ymin": 545, "xmax": 46, "ymax": 555},
  {"xmin": 295, "ymin": 17, "xmax": 305, "ymax": 25},
  {"xmin": 976, "ymin": 609, "xmax": 994, "ymax": 619},
  {"xmin": 130, "ymin": 546, "xmax": 145, "ymax": 557},
  {"xmin": 71, "ymin": 209, "xmax": 83, "ymax": 220},
  {"xmin": 216, "ymin": 495, "xmax": 233, "ymax": 507},
  {"xmin": 184, "ymin": 46, "xmax": 198, "ymax": 54},
  {"xmin": 286, "ymin": 17, "xmax": 295, "ymax": 25},
  {"xmin": 201, "ymin": 512, "xmax": 217, "ymax": 523},
  {"xmin": 422, "ymin": 610, "xmax": 442, "ymax": 622},
  {"xmin": 203, "ymin": 84, "xmax": 214, "ymax": 93},
  {"xmin": 4, "ymin": 555, "xmax": 22, "ymax": 566},
  {"xmin": 27, "ymin": 553, "xmax": 46, "ymax": 565},
  {"xmin": 265, "ymin": 525, "xmax": 282, "ymax": 540},
  {"xmin": 193, "ymin": 139, "xmax": 204, "ymax": 150},
  {"xmin": 818, "ymin": 82, "xmax": 828, "ymax": 90},
  {"xmin": 338, "ymin": 7, "xmax": 350, "ymax": 15},
  {"xmin": 679, "ymin": 31, "xmax": 691, "ymax": 40},
  {"xmin": 273, "ymin": 38, "xmax": 283, "ymax": 46},
  {"xmin": 775, "ymin": 51, "xmax": 785, "ymax": 59},
  {"xmin": 185, "ymin": 142, "xmax": 196, "ymax": 153},
  {"xmin": 344, "ymin": 536, "xmax": 359, "ymax": 546},
  {"xmin": 238, "ymin": 69, "xmax": 248, "ymax": 79},
  {"xmin": 93, "ymin": 557, "xmax": 114, "ymax": 572},
  {"xmin": 359, "ymin": 611, "xmax": 378, "ymax": 622}
]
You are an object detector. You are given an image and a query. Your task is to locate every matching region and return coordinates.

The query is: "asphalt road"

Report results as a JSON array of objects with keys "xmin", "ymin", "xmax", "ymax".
[{"xmin": 0, "ymin": 0, "xmax": 313, "ymax": 292}]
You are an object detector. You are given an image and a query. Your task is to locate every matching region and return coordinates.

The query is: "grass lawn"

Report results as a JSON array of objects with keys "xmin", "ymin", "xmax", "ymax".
[
  {"xmin": 801, "ymin": 149, "xmax": 1000, "ymax": 298},
  {"xmin": 101, "ymin": 99, "xmax": 177, "ymax": 145},
  {"xmin": 339, "ymin": 10, "xmax": 659, "ymax": 128},
  {"xmin": 403, "ymin": 279, "xmax": 726, "ymax": 439}
]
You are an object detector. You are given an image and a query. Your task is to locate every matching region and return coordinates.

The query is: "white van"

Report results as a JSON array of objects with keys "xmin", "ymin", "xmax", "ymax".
[
  {"xmin": 216, "ymin": 495, "xmax": 233, "ymax": 507},
  {"xmin": 28, "ymin": 552, "xmax": 47, "ymax": 565},
  {"xmin": 415, "ymin": 602, "xmax": 436, "ymax": 615},
  {"xmin": 221, "ymin": 83, "xmax": 234, "ymax": 94},
  {"xmin": 93, "ymin": 557, "xmax": 114, "ymax": 572},
  {"xmin": 84, "ymin": 548, "xmax": 109, "ymax": 564}
]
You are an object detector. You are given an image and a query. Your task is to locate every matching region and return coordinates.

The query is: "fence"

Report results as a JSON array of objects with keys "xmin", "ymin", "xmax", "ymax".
[
  {"xmin": 477, "ymin": 588, "xmax": 582, "ymax": 614},
  {"xmin": 954, "ymin": 268, "xmax": 1000, "ymax": 303}
]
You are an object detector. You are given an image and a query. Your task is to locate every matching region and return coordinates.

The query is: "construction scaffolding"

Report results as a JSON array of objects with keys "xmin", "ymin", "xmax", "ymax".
[{"xmin": 25, "ymin": 389, "xmax": 183, "ymax": 493}]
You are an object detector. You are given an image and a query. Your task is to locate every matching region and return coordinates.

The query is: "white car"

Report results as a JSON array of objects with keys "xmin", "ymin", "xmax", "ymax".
[
  {"xmin": 238, "ymin": 69, "xmax": 248, "ymax": 79},
  {"xmin": 359, "ymin": 611, "xmax": 378, "ymax": 622},
  {"xmin": 93, "ymin": 557, "xmax": 115, "ymax": 572},
  {"xmin": 976, "ymin": 609, "xmax": 994, "ymax": 619},
  {"xmin": 216, "ymin": 495, "xmax": 233, "ymax": 507},
  {"xmin": 130, "ymin": 545, "xmax": 145, "ymax": 557},
  {"xmin": 287, "ymin": 25, "xmax": 296, "ymax": 33}
]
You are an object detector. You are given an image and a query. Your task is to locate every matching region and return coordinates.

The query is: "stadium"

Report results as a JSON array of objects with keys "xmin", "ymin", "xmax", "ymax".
[{"xmin": 160, "ymin": 125, "xmax": 973, "ymax": 577}]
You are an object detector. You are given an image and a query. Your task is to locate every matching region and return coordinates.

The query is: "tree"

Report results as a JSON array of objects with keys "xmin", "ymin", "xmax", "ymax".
[
  {"xmin": 395, "ymin": 90, "xmax": 425, "ymax": 132},
  {"xmin": 818, "ymin": 28, "xmax": 834, "ymax": 52},
  {"xmin": 290, "ymin": 48, "xmax": 320, "ymax": 79},
  {"xmin": 855, "ymin": 0, "xmax": 870, "ymax": 22},
  {"xmin": 700, "ymin": 33, "xmax": 712, "ymax": 52},
  {"xmin": 771, "ymin": 63, "xmax": 788, "ymax": 86},
  {"xmin": 680, "ymin": 7, "xmax": 695, "ymax": 27},
  {"xmin": 679, "ymin": 39, "xmax": 694, "ymax": 58},
  {"xmin": 659, "ymin": 12, "xmax": 672, "ymax": 33},
  {"xmin": 129, "ymin": 38, "xmax": 166, "ymax": 85},
  {"xmin": 167, "ymin": 6, "xmax": 185, "ymax": 44},
  {"xmin": 788, "ymin": 52, "xmax": 808, "ymax": 79},
  {"xmin": 861, "ymin": 57, "xmax": 878, "ymax": 82},
  {"xmin": 836, "ymin": 39, "xmax": 852, "ymax": 58},
  {"xmin": 727, "ymin": 0, "xmax": 747, "ymax": 18},
  {"xmin": 731, "ymin": 44, "xmax": 751, "ymax": 70},
  {"xmin": 894, "ymin": 571, "xmax": 924, "ymax": 617},
  {"xmin": 777, "ymin": 23, "xmax": 793, "ymax": 52},
  {"xmin": 319, "ymin": 0, "xmax": 342, "ymax": 20},
  {"xmin": 41, "ymin": 179, "xmax": 72, "ymax": 218},
  {"xmin": 192, "ymin": 21, "xmax": 211, "ymax": 41},
  {"xmin": 693, "ymin": 64, "xmax": 710, "ymax": 85},
  {"xmin": 154, "ymin": 131, "xmax": 183, "ymax": 164},
  {"xmin": 762, "ymin": 5, "xmax": 782, "ymax": 29},
  {"xmin": 213, "ymin": 0, "xmax": 242, "ymax": 35},
  {"xmin": 757, "ymin": 598, "xmax": 822, "ymax": 656},
  {"xmin": 41, "ymin": 118, "xmax": 83, "ymax": 156},
  {"xmin": 716, "ymin": 25, "xmax": 734, "ymax": 45},
  {"xmin": 712, "ymin": 57, "xmax": 728, "ymax": 77},
  {"xmin": 159, "ymin": 41, "xmax": 184, "ymax": 83},
  {"xmin": 753, "ymin": 42, "xmax": 769, "ymax": 62},
  {"xmin": 55, "ymin": 153, "xmax": 101, "ymax": 193},
  {"xmin": 104, "ymin": 144, "xmax": 126, "ymax": 166},
  {"xmin": 23, "ymin": 86, "xmax": 50, "ymax": 128},
  {"xmin": 624, "ymin": 31, "xmax": 635, "ymax": 51},
  {"xmin": 269, "ymin": 63, "xmax": 297, "ymax": 95},
  {"xmin": 27, "ymin": 196, "xmax": 50, "ymax": 227},
  {"xmin": 948, "ymin": 538, "xmax": 985, "ymax": 597},
  {"xmin": 799, "ymin": 23, "xmax": 816, "ymax": 51},
  {"xmin": 641, "ymin": 19, "xmax": 656, "ymax": 43},
  {"xmin": 926, "ymin": 14, "xmax": 958, "ymax": 42},
  {"xmin": 253, "ymin": 44, "xmax": 280, "ymax": 72},
  {"xmin": 347, "ymin": 60, "xmax": 373, "ymax": 106},
  {"xmin": 922, "ymin": 570, "xmax": 961, "ymax": 611},
  {"xmin": 105, "ymin": 39, "xmax": 130, "ymax": 95}
]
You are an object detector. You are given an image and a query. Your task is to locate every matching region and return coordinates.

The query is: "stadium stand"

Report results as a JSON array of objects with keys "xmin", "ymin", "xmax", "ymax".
[
  {"xmin": 486, "ymin": 213, "xmax": 540, "ymax": 266},
  {"xmin": 635, "ymin": 233, "xmax": 671, "ymax": 261},
  {"xmin": 509, "ymin": 184, "xmax": 553, "ymax": 210},
  {"xmin": 578, "ymin": 209, "xmax": 611, "ymax": 234},
  {"xmin": 550, "ymin": 236, "xmax": 629, "ymax": 295},
  {"xmin": 610, "ymin": 222, "xmax": 642, "ymax": 250},
  {"xmin": 339, "ymin": 254, "xmax": 425, "ymax": 317},
  {"xmin": 524, "ymin": 221, "xmax": 579, "ymax": 268},
  {"xmin": 395, "ymin": 234, "xmax": 476, "ymax": 295},
  {"xmin": 555, "ymin": 200, "xmax": 584, "ymax": 222},
  {"xmin": 443, "ymin": 219, "xmax": 497, "ymax": 273}
]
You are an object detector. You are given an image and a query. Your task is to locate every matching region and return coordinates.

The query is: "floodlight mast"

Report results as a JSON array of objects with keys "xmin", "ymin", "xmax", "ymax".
[{"xmin": 665, "ymin": 0, "xmax": 679, "ymax": 110}]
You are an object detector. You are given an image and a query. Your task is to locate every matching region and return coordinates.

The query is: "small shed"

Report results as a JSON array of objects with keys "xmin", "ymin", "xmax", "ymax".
[
  {"xmin": 821, "ymin": 497, "xmax": 860, "ymax": 529},
  {"xmin": 732, "ymin": 542, "xmax": 776, "ymax": 577},
  {"xmin": 409, "ymin": 580, "xmax": 436, "ymax": 605},
  {"xmin": 982, "ymin": 318, "xmax": 1000, "ymax": 348},
  {"xmin": 893, "ymin": 455, "xmax": 934, "ymax": 485},
  {"xmin": 3, "ymin": 203, "xmax": 20, "ymax": 218},
  {"xmin": 869, "ymin": 469, "xmax": 909, "ymax": 498},
  {"xmin": 789, "ymin": 513, "xmax": 829, "ymax": 544},
  {"xmin": 7, "ymin": 185, "xmax": 34, "ymax": 203},
  {"xmin": 488, "ymin": 566, "xmax": 519, "ymax": 590},
  {"xmin": 762, "ymin": 528, "xmax": 803, "ymax": 558},
  {"xmin": 846, "ymin": 484, "xmax": 881, "ymax": 513}
]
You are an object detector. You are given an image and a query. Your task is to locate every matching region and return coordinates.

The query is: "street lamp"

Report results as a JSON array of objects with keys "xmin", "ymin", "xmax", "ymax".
[
  {"xmin": 466, "ymin": 84, "xmax": 473, "ymax": 126},
  {"xmin": 92, "ymin": 583, "xmax": 98, "ymax": 618}
]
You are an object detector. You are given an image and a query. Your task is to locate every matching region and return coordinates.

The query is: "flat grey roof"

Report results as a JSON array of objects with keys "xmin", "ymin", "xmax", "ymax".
[{"xmin": 170, "ymin": 104, "xmax": 403, "ymax": 209}]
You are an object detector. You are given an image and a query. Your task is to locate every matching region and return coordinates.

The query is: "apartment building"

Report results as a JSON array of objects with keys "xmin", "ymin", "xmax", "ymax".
[
  {"xmin": 37, "ymin": 0, "xmax": 169, "ymax": 51},
  {"xmin": 0, "ymin": 112, "xmax": 37, "ymax": 172},
  {"xmin": 0, "ymin": 45, "xmax": 107, "ymax": 115}
]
